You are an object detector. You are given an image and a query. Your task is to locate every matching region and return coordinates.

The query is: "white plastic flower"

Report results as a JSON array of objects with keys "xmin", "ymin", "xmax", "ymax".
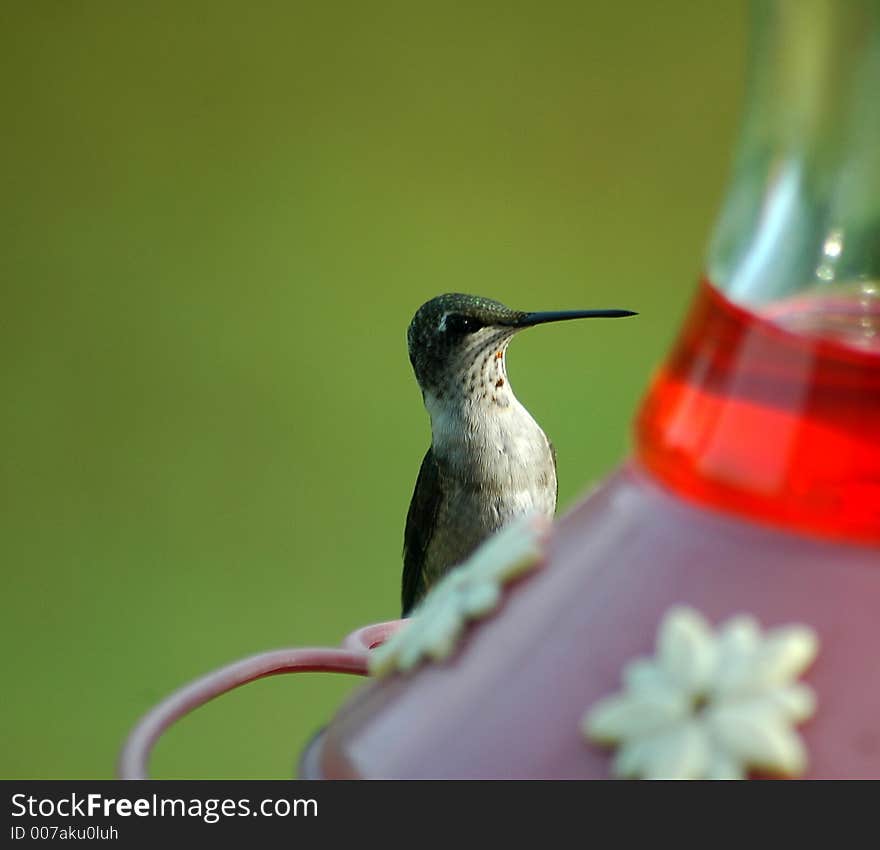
[
  {"xmin": 369, "ymin": 512, "xmax": 550, "ymax": 677},
  {"xmin": 582, "ymin": 606, "xmax": 819, "ymax": 780}
]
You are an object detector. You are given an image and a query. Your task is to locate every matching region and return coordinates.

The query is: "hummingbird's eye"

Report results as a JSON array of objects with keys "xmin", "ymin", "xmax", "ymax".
[{"xmin": 443, "ymin": 313, "xmax": 481, "ymax": 336}]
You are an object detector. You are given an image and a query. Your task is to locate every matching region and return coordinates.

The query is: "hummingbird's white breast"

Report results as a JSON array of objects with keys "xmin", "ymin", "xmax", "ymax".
[{"xmin": 419, "ymin": 336, "xmax": 557, "ymax": 585}]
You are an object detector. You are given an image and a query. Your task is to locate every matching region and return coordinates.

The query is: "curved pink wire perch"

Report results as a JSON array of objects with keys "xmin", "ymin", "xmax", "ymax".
[
  {"xmin": 118, "ymin": 620, "xmax": 406, "ymax": 780},
  {"xmin": 342, "ymin": 620, "xmax": 406, "ymax": 652},
  {"xmin": 118, "ymin": 647, "xmax": 368, "ymax": 780}
]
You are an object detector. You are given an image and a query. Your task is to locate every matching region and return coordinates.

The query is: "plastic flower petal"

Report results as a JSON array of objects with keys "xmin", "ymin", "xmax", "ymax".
[
  {"xmin": 369, "ymin": 512, "xmax": 550, "ymax": 677},
  {"xmin": 657, "ymin": 606, "xmax": 716, "ymax": 695}
]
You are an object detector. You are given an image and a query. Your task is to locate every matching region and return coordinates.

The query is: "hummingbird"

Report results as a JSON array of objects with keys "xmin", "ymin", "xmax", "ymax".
[{"xmin": 401, "ymin": 293, "xmax": 637, "ymax": 615}]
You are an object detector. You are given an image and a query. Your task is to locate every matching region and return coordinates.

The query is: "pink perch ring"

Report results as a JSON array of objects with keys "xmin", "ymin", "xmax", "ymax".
[{"xmin": 117, "ymin": 620, "xmax": 406, "ymax": 779}]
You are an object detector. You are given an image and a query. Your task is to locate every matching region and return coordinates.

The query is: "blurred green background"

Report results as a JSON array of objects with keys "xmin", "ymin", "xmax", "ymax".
[{"xmin": 1, "ymin": 1, "xmax": 745, "ymax": 778}]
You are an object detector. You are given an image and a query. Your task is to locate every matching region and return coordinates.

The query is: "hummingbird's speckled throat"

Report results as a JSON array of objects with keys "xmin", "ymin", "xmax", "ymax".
[{"xmin": 401, "ymin": 292, "xmax": 636, "ymax": 615}]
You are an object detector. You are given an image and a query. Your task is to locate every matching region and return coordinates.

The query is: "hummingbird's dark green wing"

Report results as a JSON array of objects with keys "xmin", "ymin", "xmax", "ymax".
[
  {"xmin": 549, "ymin": 439, "xmax": 558, "ymax": 508},
  {"xmin": 401, "ymin": 447, "xmax": 442, "ymax": 616}
]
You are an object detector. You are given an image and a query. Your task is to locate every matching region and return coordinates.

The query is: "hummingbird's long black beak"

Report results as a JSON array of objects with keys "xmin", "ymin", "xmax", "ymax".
[{"xmin": 512, "ymin": 308, "xmax": 638, "ymax": 328}]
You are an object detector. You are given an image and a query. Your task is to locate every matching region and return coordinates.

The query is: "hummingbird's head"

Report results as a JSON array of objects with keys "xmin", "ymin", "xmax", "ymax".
[
  {"xmin": 406, "ymin": 294, "xmax": 524, "ymax": 401},
  {"xmin": 406, "ymin": 292, "xmax": 636, "ymax": 403}
]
